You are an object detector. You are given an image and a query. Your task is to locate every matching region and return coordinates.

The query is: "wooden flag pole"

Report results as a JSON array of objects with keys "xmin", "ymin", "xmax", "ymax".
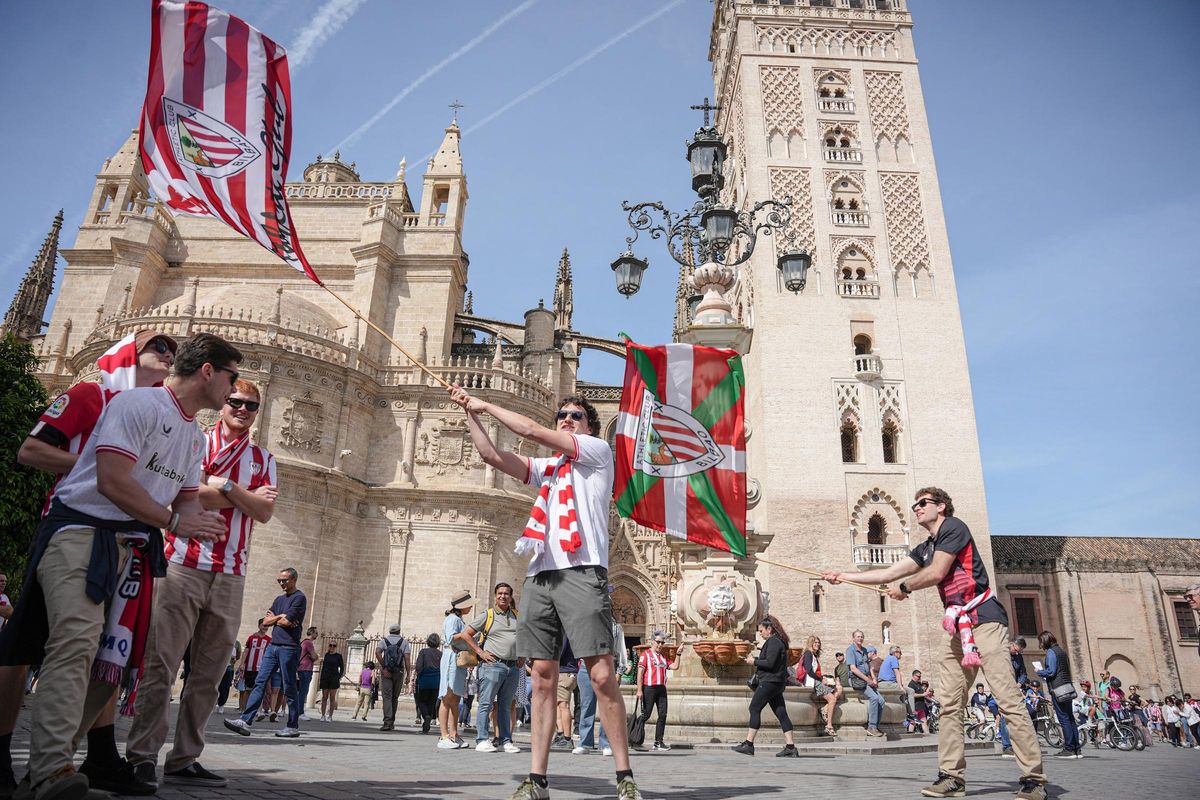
[
  {"xmin": 751, "ymin": 554, "xmax": 888, "ymax": 595},
  {"xmin": 319, "ymin": 283, "xmax": 452, "ymax": 390}
]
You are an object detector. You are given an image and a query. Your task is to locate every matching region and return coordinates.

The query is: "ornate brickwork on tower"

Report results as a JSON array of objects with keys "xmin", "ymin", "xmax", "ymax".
[{"xmin": 707, "ymin": 0, "xmax": 990, "ymax": 676}]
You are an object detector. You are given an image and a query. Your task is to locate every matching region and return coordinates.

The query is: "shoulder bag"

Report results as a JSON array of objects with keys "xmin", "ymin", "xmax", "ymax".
[{"xmin": 627, "ymin": 695, "xmax": 646, "ymax": 746}]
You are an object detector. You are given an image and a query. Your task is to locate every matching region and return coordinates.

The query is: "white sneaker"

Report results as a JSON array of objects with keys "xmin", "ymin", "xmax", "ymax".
[
  {"xmin": 502, "ymin": 741, "xmax": 521, "ymax": 754},
  {"xmin": 214, "ymin": 706, "xmax": 223, "ymax": 715},
  {"xmin": 571, "ymin": 746, "xmax": 588, "ymax": 755},
  {"xmin": 255, "ymin": 712, "xmax": 268, "ymax": 722},
  {"xmin": 437, "ymin": 737, "xmax": 459, "ymax": 750},
  {"xmin": 299, "ymin": 713, "xmax": 310, "ymax": 721},
  {"xmin": 602, "ymin": 746, "xmax": 613, "ymax": 757},
  {"xmin": 476, "ymin": 740, "xmax": 497, "ymax": 753},
  {"xmin": 274, "ymin": 727, "xmax": 300, "ymax": 738},
  {"xmin": 453, "ymin": 735, "xmax": 469, "ymax": 749}
]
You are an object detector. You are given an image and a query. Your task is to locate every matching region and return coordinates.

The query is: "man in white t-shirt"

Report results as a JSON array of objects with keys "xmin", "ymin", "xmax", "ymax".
[
  {"xmin": 448, "ymin": 386, "xmax": 640, "ymax": 800},
  {"xmin": 9, "ymin": 333, "xmax": 233, "ymax": 800}
]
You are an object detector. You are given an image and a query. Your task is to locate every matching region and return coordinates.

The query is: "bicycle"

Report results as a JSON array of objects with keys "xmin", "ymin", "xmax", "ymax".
[{"xmin": 1031, "ymin": 699, "xmax": 1063, "ymax": 748}]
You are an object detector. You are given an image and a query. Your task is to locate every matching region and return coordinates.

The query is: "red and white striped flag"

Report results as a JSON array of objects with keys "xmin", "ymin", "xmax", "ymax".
[
  {"xmin": 139, "ymin": 0, "xmax": 321, "ymax": 284},
  {"xmin": 96, "ymin": 333, "xmax": 142, "ymax": 391}
]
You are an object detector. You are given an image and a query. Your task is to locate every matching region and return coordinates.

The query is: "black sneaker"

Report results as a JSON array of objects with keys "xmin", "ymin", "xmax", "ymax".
[
  {"xmin": 651, "ymin": 741, "xmax": 671, "ymax": 751},
  {"xmin": 421, "ymin": 717, "xmax": 431, "ymax": 734},
  {"xmin": 163, "ymin": 762, "xmax": 227, "ymax": 787},
  {"xmin": 79, "ymin": 758, "xmax": 157, "ymax": 796},
  {"xmin": 1000, "ymin": 747, "xmax": 1015, "ymax": 758},
  {"xmin": 551, "ymin": 734, "xmax": 573, "ymax": 750},
  {"xmin": 731, "ymin": 740, "xmax": 755, "ymax": 756},
  {"xmin": 775, "ymin": 744, "xmax": 799, "ymax": 758},
  {"xmin": 131, "ymin": 761, "xmax": 158, "ymax": 789},
  {"xmin": 1053, "ymin": 747, "xmax": 1076, "ymax": 759}
]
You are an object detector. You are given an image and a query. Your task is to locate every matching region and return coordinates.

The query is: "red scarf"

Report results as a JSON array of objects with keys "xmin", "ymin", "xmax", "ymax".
[
  {"xmin": 89, "ymin": 542, "xmax": 155, "ymax": 716},
  {"xmin": 516, "ymin": 455, "xmax": 581, "ymax": 558},
  {"xmin": 205, "ymin": 423, "xmax": 252, "ymax": 476}
]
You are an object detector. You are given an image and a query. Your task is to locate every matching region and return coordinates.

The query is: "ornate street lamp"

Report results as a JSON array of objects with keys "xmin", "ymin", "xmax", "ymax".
[
  {"xmin": 610, "ymin": 250, "xmax": 649, "ymax": 298},
  {"xmin": 612, "ymin": 98, "xmax": 805, "ymax": 324},
  {"xmin": 777, "ymin": 248, "xmax": 812, "ymax": 294}
]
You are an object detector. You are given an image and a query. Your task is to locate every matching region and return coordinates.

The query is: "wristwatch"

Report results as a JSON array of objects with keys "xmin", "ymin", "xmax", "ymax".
[
  {"xmin": 899, "ymin": 581, "xmax": 911, "ymax": 596},
  {"xmin": 220, "ymin": 478, "xmax": 235, "ymax": 495}
]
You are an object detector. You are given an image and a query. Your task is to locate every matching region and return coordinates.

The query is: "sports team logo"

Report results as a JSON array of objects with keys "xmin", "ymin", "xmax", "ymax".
[
  {"xmin": 162, "ymin": 98, "xmax": 260, "ymax": 179},
  {"xmin": 631, "ymin": 389, "xmax": 724, "ymax": 478}
]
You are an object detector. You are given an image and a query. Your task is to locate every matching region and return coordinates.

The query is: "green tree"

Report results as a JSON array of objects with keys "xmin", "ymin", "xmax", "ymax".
[{"xmin": 0, "ymin": 335, "xmax": 54, "ymax": 599}]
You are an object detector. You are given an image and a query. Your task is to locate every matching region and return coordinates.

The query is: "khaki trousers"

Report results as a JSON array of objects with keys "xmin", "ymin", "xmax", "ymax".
[
  {"xmin": 937, "ymin": 621, "xmax": 1045, "ymax": 784},
  {"xmin": 125, "ymin": 566, "xmax": 243, "ymax": 772},
  {"xmin": 29, "ymin": 528, "xmax": 128, "ymax": 784}
]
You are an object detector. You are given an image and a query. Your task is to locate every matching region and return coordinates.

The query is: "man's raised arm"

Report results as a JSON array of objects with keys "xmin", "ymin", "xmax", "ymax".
[{"xmin": 449, "ymin": 383, "xmax": 575, "ymax": 481}]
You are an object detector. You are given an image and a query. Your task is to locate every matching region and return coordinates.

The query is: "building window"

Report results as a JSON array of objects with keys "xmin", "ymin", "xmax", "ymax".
[
  {"xmin": 840, "ymin": 420, "xmax": 859, "ymax": 463},
  {"xmin": 1174, "ymin": 601, "xmax": 1199, "ymax": 640},
  {"xmin": 867, "ymin": 513, "xmax": 886, "ymax": 545},
  {"xmin": 813, "ymin": 591, "xmax": 822, "ymax": 613},
  {"xmin": 1012, "ymin": 596, "xmax": 1041, "ymax": 638},
  {"xmin": 879, "ymin": 594, "xmax": 887, "ymax": 613},
  {"xmin": 881, "ymin": 418, "xmax": 899, "ymax": 463}
]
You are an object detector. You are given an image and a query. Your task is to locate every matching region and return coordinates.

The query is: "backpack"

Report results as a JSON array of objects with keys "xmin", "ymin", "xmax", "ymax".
[{"xmin": 382, "ymin": 637, "xmax": 406, "ymax": 671}]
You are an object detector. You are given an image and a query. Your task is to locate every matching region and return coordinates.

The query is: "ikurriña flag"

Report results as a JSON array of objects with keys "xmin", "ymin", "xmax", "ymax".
[
  {"xmin": 614, "ymin": 340, "xmax": 747, "ymax": 557},
  {"xmin": 139, "ymin": 0, "xmax": 321, "ymax": 284}
]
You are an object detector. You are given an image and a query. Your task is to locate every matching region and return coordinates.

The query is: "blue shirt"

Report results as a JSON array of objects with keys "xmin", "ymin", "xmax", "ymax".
[
  {"xmin": 878, "ymin": 655, "xmax": 900, "ymax": 682},
  {"xmin": 845, "ymin": 642, "xmax": 871, "ymax": 684},
  {"xmin": 1035, "ymin": 647, "xmax": 1057, "ymax": 679},
  {"xmin": 269, "ymin": 590, "xmax": 307, "ymax": 647}
]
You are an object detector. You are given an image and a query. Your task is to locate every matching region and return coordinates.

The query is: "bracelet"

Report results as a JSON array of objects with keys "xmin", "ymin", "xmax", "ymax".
[{"xmin": 167, "ymin": 511, "xmax": 181, "ymax": 534}]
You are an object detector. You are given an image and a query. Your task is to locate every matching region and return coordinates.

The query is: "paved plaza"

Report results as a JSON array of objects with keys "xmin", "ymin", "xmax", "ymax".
[{"xmin": 10, "ymin": 701, "xmax": 1200, "ymax": 799}]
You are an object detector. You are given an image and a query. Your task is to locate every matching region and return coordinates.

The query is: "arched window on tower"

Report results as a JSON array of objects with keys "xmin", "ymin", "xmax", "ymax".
[
  {"xmin": 867, "ymin": 513, "xmax": 886, "ymax": 546},
  {"xmin": 840, "ymin": 419, "xmax": 859, "ymax": 463},
  {"xmin": 882, "ymin": 417, "xmax": 900, "ymax": 464},
  {"xmin": 831, "ymin": 178, "xmax": 867, "ymax": 226},
  {"xmin": 853, "ymin": 334, "xmax": 873, "ymax": 355}
]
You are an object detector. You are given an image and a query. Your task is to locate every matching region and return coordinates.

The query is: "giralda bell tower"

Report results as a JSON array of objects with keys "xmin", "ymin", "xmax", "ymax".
[{"xmin": 708, "ymin": 0, "xmax": 993, "ymax": 670}]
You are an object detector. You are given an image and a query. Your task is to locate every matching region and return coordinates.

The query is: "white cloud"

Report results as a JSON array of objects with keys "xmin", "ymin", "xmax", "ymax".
[{"xmin": 289, "ymin": 0, "xmax": 368, "ymax": 70}]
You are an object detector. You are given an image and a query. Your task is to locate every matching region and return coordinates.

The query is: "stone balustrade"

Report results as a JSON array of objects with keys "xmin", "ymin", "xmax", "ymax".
[
  {"xmin": 284, "ymin": 183, "xmax": 396, "ymax": 200},
  {"xmin": 375, "ymin": 353, "xmax": 554, "ymax": 404},
  {"xmin": 824, "ymin": 147, "xmax": 863, "ymax": 163},
  {"xmin": 837, "ymin": 278, "xmax": 880, "ymax": 298},
  {"xmin": 833, "ymin": 209, "xmax": 869, "ymax": 226},
  {"xmin": 818, "ymin": 97, "xmax": 855, "ymax": 113},
  {"xmin": 853, "ymin": 543, "xmax": 910, "ymax": 568},
  {"xmin": 854, "ymin": 353, "xmax": 883, "ymax": 381}
]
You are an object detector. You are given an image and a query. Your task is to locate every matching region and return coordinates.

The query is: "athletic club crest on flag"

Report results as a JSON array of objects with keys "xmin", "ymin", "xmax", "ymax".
[
  {"xmin": 139, "ymin": 0, "xmax": 322, "ymax": 284},
  {"xmin": 614, "ymin": 340, "xmax": 747, "ymax": 557},
  {"xmin": 163, "ymin": 99, "xmax": 260, "ymax": 178}
]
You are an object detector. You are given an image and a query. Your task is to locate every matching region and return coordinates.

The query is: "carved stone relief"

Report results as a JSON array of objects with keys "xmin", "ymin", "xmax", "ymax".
[{"xmin": 281, "ymin": 390, "xmax": 324, "ymax": 451}]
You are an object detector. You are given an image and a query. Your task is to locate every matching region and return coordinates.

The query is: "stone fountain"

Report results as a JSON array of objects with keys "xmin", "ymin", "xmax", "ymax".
[{"xmin": 619, "ymin": 531, "xmax": 907, "ymax": 743}]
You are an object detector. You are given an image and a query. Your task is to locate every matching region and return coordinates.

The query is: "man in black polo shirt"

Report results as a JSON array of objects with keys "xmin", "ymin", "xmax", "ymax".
[{"xmin": 824, "ymin": 487, "xmax": 1046, "ymax": 800}]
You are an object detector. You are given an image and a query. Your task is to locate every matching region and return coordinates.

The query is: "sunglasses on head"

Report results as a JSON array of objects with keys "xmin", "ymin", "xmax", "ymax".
[
  {"xmin": 227, "ymin": 397, "xmax": 260, "ymax": 412},
  {"xmin": 555, "ymin": 410, "xmax": 585, "ymax": 422},
  {"xmin": 145, "ymin": 338, "xmax": 173, "ymax": 355}
]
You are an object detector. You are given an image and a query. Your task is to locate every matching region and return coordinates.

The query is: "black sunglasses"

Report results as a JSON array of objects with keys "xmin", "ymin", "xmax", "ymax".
[
  {"xmin": 277, "ymin": 577, "xmax": 291, "ymax": 585},
  {"xmin": 556, "ymin": 410, "xmax": 585, "ymax": 422},
  {"xmin": 227, "ymin": 397, "xmax": 260, "ymax": 412},
  {"xmin": 214, "ymin": 365, "xmax": 239, "ymax": 385},
  {"xmin": 911, "ymin": 498, "xmax": 940, "ymax": 511},
  {"xmin": 144, "ymin": 338, "xmax": 173, "ymax": 355}
]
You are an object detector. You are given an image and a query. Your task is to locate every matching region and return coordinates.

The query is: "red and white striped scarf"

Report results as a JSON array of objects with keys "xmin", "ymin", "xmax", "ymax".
[
  {"xmin": 941, "ymin": 587, "xmax": 994, "ymax": 668},
  {"xmin": 205, "ymin": 423, "xmax": 252, "ymax": 477},
  {"xmin": 516, "ymin": 455, "xmax": 581, "ymax": 558}
]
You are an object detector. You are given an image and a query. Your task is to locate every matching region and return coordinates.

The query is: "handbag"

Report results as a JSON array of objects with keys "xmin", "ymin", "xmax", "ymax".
[
  {"xmin": 1051, "ymin": 682, "xmax": 1077, "ymax": 702},
  {"xmin": 456, "ymin": 650, "xmax": 479, "ymax": 668},
  {"xmin": 627, "ymin": 696, "xmax": 646, "ymax": 746},
  {"xmin": 747, "ymin": 673, "xmax": 761, "ymax": 690}
]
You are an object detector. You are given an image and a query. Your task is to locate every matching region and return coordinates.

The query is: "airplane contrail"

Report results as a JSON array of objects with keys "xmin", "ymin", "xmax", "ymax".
[
  {"xmin": 289, "ymin": 0, "xmax": 369, "ymax": 70},
  {"xmin": 327, "ymin": 0, "xmax": 539, "ymax": 155}
]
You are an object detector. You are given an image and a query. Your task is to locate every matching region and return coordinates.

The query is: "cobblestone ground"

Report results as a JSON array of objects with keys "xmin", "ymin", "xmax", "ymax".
[{"xmin": 11, "ymin": 703, "xmax": 1200, "ymax": 799}]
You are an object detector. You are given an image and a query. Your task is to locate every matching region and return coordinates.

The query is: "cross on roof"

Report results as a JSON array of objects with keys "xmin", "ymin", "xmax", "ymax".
[
  {"xmin": 690, "ymin": 97, "xmax": 721, "ymax": 127},
  {"xmin": 449, "ymin": 99, "xmax": 465, "ymax": 121}
]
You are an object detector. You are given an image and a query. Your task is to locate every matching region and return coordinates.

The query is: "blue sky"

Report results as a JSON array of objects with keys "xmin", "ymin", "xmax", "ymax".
[{"xmin": 1, "ymin": 1, "xmax": 1197, "ymax": 536}]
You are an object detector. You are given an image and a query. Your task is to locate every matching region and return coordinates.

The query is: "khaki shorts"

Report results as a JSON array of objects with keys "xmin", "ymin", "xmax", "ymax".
[
  {"xmin": 517, "ymin": 566, "xmax": 615, "ymax": 661},
  {"xmin": 556, "ymin": 673, "xmax": 578, "ymax": 703}
]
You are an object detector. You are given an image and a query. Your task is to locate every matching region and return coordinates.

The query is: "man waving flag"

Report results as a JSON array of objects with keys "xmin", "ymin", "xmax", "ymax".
[
  {"xmin": 139, "ymin": 0, "xmax": 321, "ymax": 284},
  {"xmin": 614, "ymin": 340, "xmax": 747, "ymax": 557}
]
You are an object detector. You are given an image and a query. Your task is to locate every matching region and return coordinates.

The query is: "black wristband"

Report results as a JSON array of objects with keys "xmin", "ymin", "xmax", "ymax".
[{"xmin": 899, "ymin": 581, "xmax": 911, "ymax": 595}]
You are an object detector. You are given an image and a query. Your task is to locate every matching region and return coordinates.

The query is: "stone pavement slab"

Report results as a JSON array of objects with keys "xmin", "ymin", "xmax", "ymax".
[{"xmin": 9, "ymin": 702, "xmax": 1200, "ymax": 799}]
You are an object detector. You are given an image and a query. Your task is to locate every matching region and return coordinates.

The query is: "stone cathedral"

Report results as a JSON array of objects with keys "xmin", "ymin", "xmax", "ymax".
[{"xmin": 7, "ymin": 0, "xmax": 1197, "ymax": 694}]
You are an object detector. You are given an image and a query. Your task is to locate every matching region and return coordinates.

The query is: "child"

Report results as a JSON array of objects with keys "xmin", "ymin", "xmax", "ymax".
[{"xmin": 352, "ymin": 661, "xmax": 375, "ymax": 721}]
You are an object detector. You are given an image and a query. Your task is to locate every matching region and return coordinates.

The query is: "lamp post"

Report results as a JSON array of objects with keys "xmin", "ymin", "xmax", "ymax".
[{"xmin": 611, "ymin": 99, "xmax": 810, "ymax": 349}]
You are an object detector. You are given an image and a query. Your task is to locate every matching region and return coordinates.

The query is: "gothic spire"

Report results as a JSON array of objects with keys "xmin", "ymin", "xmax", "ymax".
[
  {"xmin": 2, "ymin": 209, "xmax": 63, "ymax": 342},
  {"xmin": 553, "ymin": 247, "xmax": 573, "ymax": 331}
]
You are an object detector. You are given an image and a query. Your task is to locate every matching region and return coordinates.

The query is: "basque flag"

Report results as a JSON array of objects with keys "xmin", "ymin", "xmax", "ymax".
[
  {"xmin": 139, "ymin": 0, "xmax": 321, "ymax": 284},
  {"xmin": 614, "ymin": 340, "xmax": 748, "ymax": 557}
]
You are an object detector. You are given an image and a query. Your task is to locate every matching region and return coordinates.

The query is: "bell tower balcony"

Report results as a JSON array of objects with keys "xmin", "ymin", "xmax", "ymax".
[
  {"xmin": 853, "ymin": 543, "xmax": 910, "ymax": 570},
  {"xmin": 854, "ymin": 353, "xmax": 882, "ymax": 381}
]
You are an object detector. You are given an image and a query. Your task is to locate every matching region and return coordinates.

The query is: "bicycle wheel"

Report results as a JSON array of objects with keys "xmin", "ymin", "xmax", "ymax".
[
  {"xmin": 983, "ymin": 725, "xmax": 995, "ymax": 742},
  {"xmin": 1112, "ymin": 724, "xmax": 1136, "ymax": 751},
  {"xmin": 1044, "ymin": 723, "xmax": 1063, "ymax": 748}
]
